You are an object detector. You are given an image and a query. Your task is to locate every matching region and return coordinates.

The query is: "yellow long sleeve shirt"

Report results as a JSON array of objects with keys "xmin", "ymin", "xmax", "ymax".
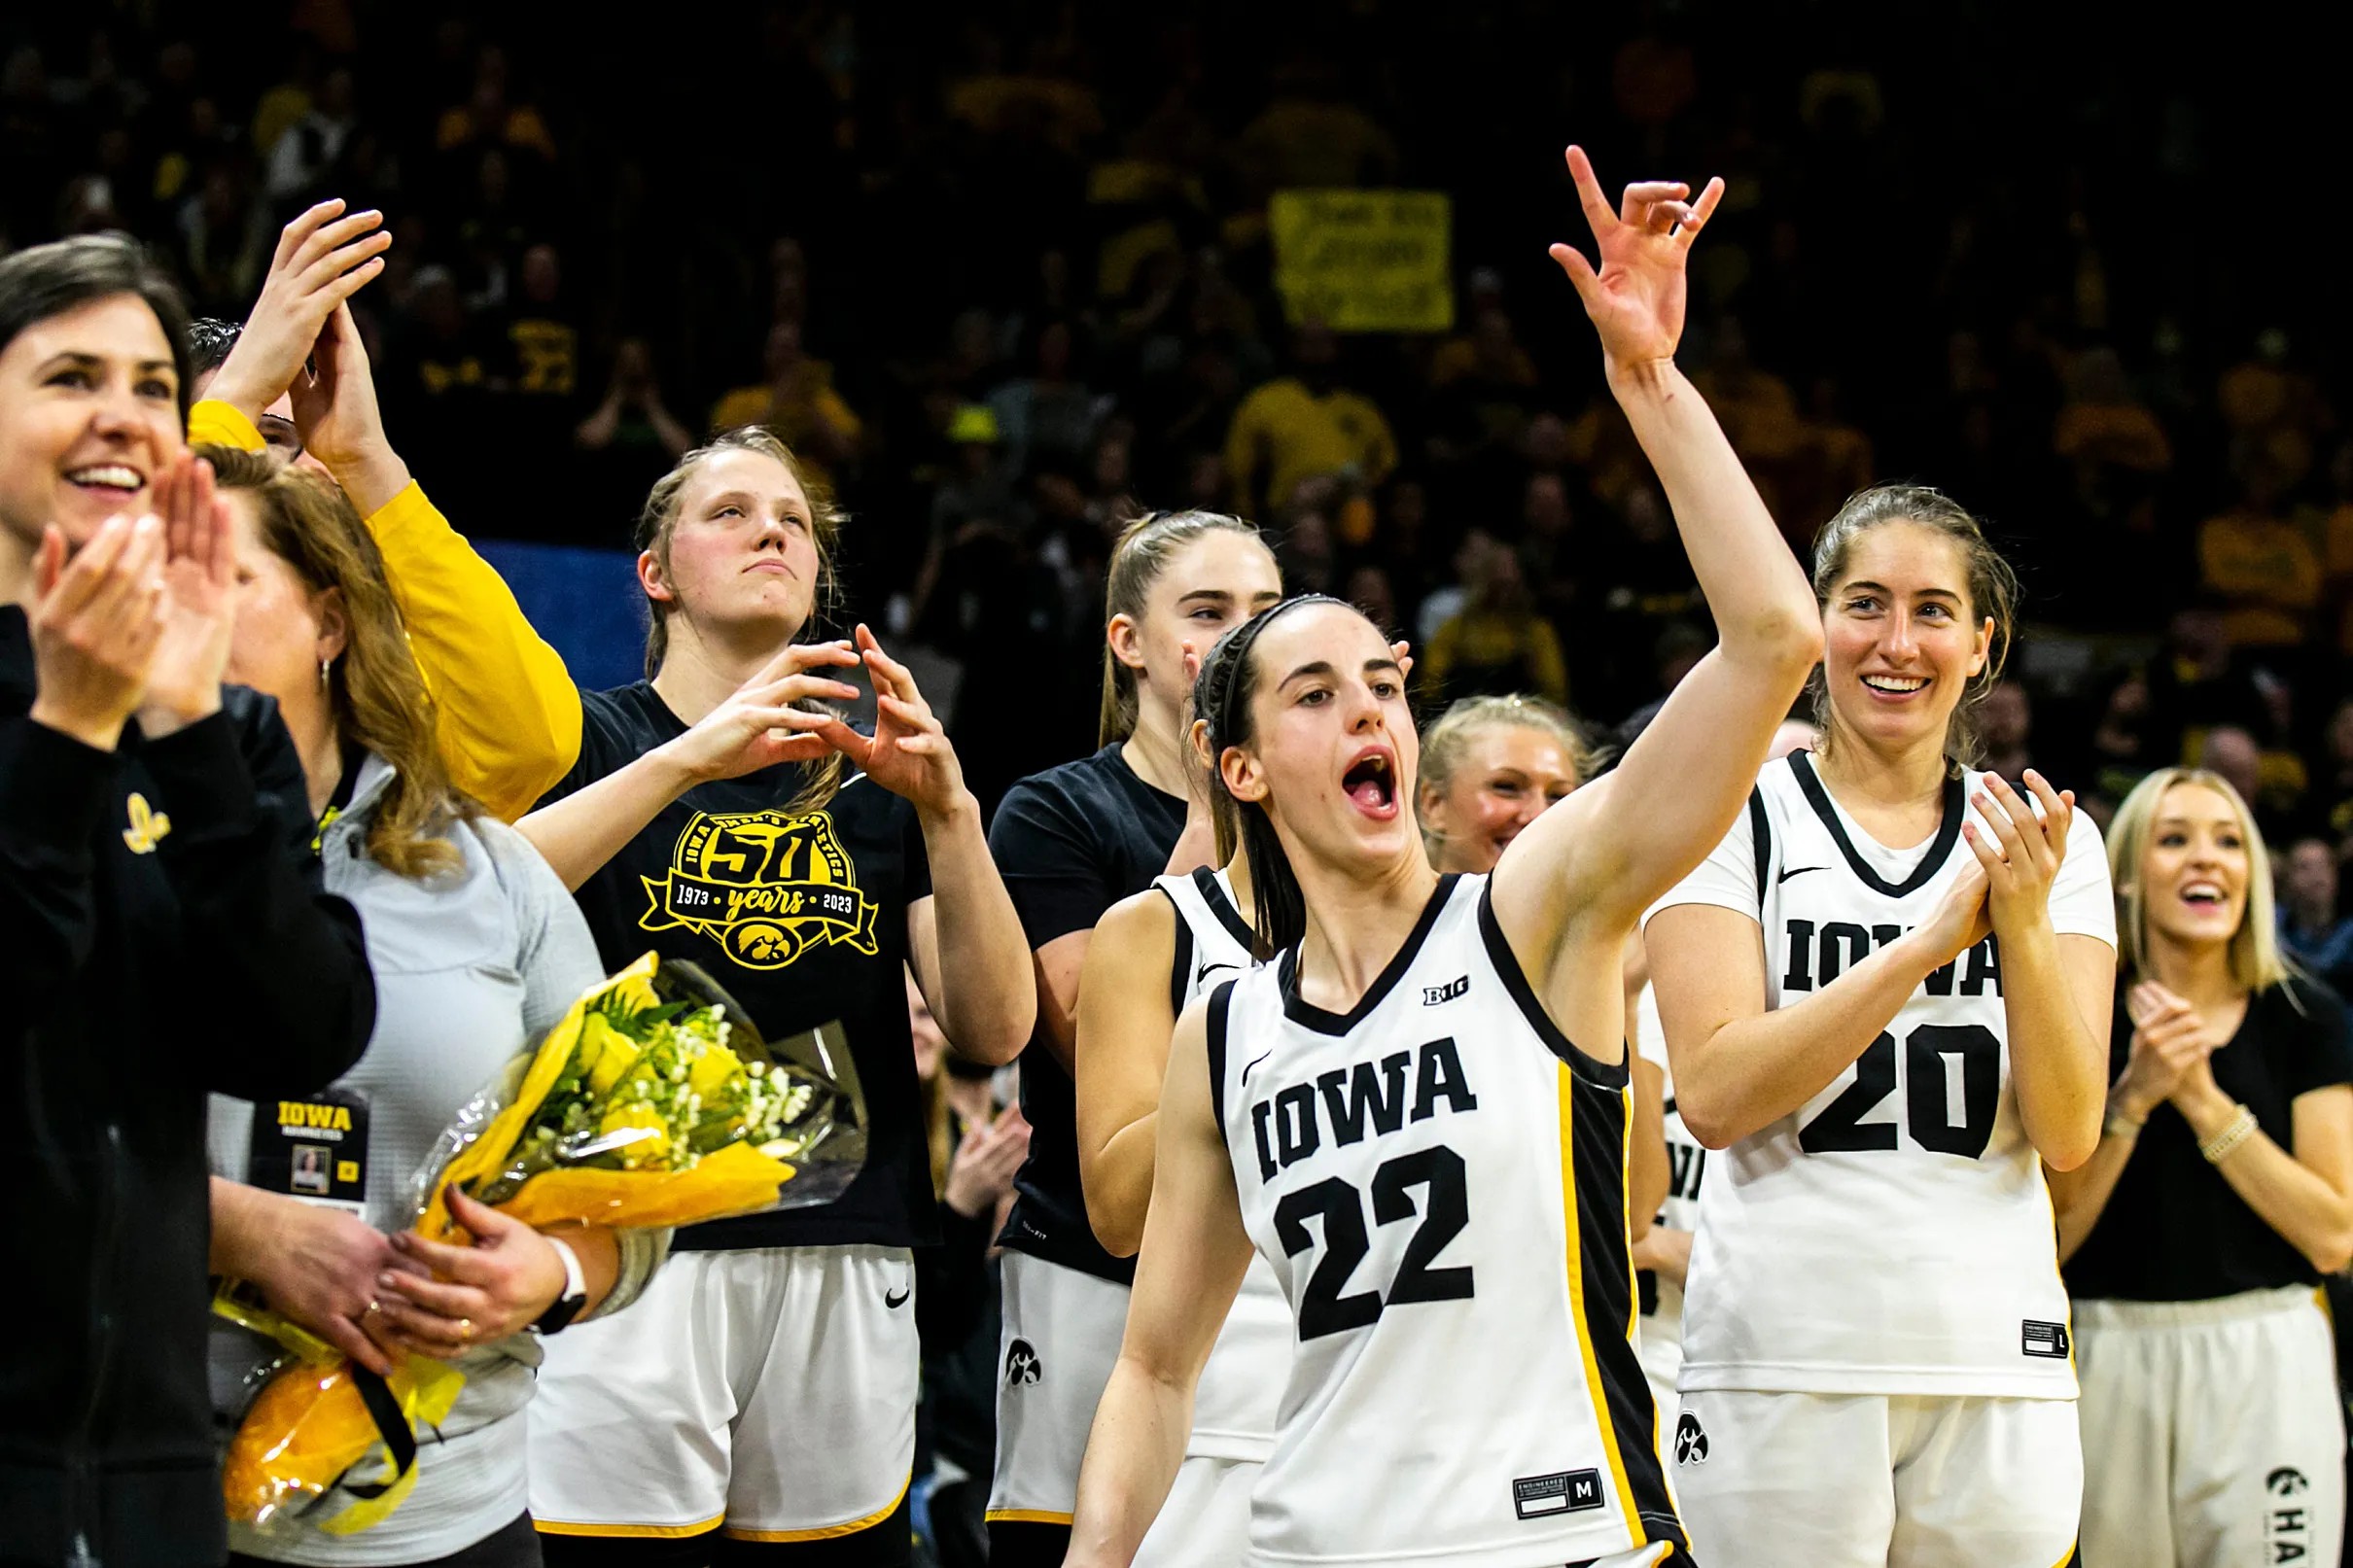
[{"xmin": 189, "ymin": 401, "xmax": 583, "ymax": 819}]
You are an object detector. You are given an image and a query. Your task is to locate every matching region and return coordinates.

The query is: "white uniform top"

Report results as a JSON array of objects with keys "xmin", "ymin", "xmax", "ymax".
[
  {"xmin": 1644, "ymin": 750, "xmax": 2115, "ymax": 1399},
  {"xmin": 1212, "ymin": 874, "xmax": 1681, "ymax": 1568},
  {"xmin": 1158, "ymin": 866, "xmax": 1292, "ymax": 1463},
  {"xmin": 1633, "ymin": 982, "xmax": 1704, "ymax": 1384}
]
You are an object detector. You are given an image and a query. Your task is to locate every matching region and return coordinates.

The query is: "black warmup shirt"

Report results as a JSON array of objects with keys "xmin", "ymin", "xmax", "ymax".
[
  {"xmin": 2066, "ymin": 978, "xmax": 2353, "ymax": 1302},
  {"xmin": 543, "ymin": 682, "xmax": 933, "ymax": 1251},
  {"xmin": 989, "ymin": 743, "xmax": 1187, "ymax": 1283}
]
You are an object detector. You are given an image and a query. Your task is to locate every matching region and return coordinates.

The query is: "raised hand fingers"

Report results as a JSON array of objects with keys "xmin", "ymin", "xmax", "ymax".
[
  {"xmin": 1546, "ymin": 241, "xmax": 1601, "ymax": 307},
  {"xmin": 877, "ymin": 692, "xmax": 942, "ymax": 739},
  {"xmin": 1619, "ymin": 180, "xmax": 1692, "ymax": 228},
  {"xmin": 1674, "ymin": 178, "xmax": 1726, "ymax": 247},
  {"xmin": 31, "ymin": 525, "xmax": 66, "ymax": 597},
  {"xmin": 294, "ymin": 208, "xmax": 386, "ymax": 278},
  {"xmin": 751, "ymin": 637, "xmax": 854, "ymax": 686},
  {"xmin": 856, "ymin": 623, "xmax": 924, "ymax": 704},
  {"xmin": 1971, "ymin": 780, "xmax": 2036, "ymax": 867},
  {"xmin": 2020, "ymin": 770, "xmax": 2072, "ymax": 848},
  {"xmin": 1563, "ymin": 146, "xmax": 1616, "ymax": 233},
  {"xmin": 752, "ymin": 673, "xmax": 861, "ymax": 710},
  {"xmin": 270, "ymin": 198, "xmax": 346, "ymax": 273}
]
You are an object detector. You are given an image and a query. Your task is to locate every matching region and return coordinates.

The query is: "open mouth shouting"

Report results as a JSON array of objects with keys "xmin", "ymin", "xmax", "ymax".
[
  {"xmin": 1342, "ymin": 745, "xmax": 1399, "ymax": 819},
  {"xmin": 2176, "ymin": 878, "xmax": 2232, "ymax": 913}
]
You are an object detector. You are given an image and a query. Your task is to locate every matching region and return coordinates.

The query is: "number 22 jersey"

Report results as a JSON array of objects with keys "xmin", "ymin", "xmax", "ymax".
[
  {"xmin": 1210, "ymin": 874, "xmax": 1681, "ymax": 1568},
  {"xmin": 1645, "ymin": 750, "xmax": 2115, "ymax": 1398}
]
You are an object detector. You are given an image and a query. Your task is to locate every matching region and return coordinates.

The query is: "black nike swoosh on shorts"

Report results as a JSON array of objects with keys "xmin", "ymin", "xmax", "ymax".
[{"xmin": 885, "ymin": 1286, "xmax": 910, "ymax": 1308}]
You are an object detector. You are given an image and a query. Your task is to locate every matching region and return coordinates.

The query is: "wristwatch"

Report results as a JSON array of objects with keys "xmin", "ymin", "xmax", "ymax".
[{"xmin": 534, "ymin": 1236, "xmax": 589, "ymax": 1335}]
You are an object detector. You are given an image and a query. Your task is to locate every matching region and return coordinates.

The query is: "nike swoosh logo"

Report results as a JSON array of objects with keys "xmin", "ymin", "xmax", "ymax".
[
  {"xmin": 1777, "ymin": 865, "xmax": 1826, "ymax": 884},
  {"xmin": 884, "ymin": 1286, "xmax": 910, "ymax": 1309},
  {"xmin": 1197, "ymin": 962, "xmax": 1241, "ymax": 989},
  {"xmin": 1240, "ymin": 1049, "xmax": 1273, "ymax": 1084}
]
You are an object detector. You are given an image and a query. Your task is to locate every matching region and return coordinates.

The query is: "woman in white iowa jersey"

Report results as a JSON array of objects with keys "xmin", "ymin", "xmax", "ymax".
[
  {"xmin": 1064, "ymin": 147, "xmax": 1824, "ymax": 1568},
  {"xmin": 1076, "ymin": 812, "xmax": 1275, "ymax": 1568},
  {"xmin": 1644, "ymin": 487, "xmax": 2118, "ymax": 1568}
]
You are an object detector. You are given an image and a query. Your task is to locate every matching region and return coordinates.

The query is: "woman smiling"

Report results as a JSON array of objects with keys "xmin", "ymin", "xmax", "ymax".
[{"xmin": 2057, "ymin": 767, "xmax": 2353, "ymax": 1567}]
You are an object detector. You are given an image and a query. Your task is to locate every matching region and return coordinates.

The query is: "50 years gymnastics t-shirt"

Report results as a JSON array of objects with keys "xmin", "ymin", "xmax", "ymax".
[{"xmin": 540, "ymin": 682, "xmax": 932, "ymax": 1252}]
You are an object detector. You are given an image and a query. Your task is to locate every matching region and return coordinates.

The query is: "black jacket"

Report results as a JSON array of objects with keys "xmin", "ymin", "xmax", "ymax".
[{"xmin": 0, "ymin": 610, "xmax": 375, "ymax": 1568}]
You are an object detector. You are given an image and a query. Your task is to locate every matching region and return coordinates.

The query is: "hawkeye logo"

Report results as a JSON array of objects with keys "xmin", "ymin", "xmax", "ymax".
[
  {"xmin": 123, "ymin": 792, "xmax": 171, "ymax": 854},
  {"xmin": 641, "ymin": 809, "xmax": 880, "ymax": 970}
]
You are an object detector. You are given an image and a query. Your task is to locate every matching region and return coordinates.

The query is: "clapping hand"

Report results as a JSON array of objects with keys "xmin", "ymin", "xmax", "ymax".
[
  {"xmin": 24, "ymin": 511, "xmax": 168, "ymax": 751},
  {"xmin": 1547, "ymin": 146, "xmax": 1721, "ymax": 371},
  {"xmin": 1962, "ymin": 771, "xmax": 2075, "ymax": 940},
  {"xmin": 208, "ymin": 199, "xmax": 390, "ymax": 421},
  {"xmin": 2115, "ymin": 981, "xmax": 2216, "ymax": 1123},
  {"xmin": 133, "ymin": 453, "xmax": 237, "ymax": 739}
]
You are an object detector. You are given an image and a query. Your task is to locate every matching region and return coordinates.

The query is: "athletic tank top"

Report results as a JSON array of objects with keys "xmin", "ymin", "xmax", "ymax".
[
  {"xmin": 1633, "ymin": 982, "xmax": 1704, "ymax": 1386},
  {"xmin": 1647, "ymin": 750, "xmax": 2115, "ymax": 1398},
  {"xmin": 1159, "ymin": 867, "xmax": 1293, "ymax": 1463},
  {"xmin": 1211, "ymin": 874, "xmax": 1681, "ymax": 1568}
]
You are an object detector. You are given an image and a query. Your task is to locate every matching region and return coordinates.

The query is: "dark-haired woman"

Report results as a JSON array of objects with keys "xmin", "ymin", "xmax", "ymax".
[
  {"xmin": 1067, "ymin": 149, "xmax": 1819, "ymax": 1568},
  {"xmin": 1645, "ymin": 487, "xmax": 2117, "ymax": 1565},
  {"xmin": 511, "ymin": 428, "xmax": 1033, "ymax": 1562},
  {"xmin": 2055, "ymin": 768, "xmax": 2351, "ymax": 1568},
  {"xmin": 197, "ymin": 448, "xmax": 658, "ymax": 1568},
  {"xmin": 982, "ymin": 509, "xmax": 1281, "ymax": 1567},
  {"xmin": 0, "ymin": 235, "xmax": 374, "ymax": 1568}
]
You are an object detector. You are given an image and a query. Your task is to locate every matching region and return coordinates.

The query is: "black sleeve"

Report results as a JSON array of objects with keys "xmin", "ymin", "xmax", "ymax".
[
  {"xmin": 915, "ymin": 1200, "xmax": 996, "ymax": 1354},
  {"xmin": 534, "ymin": 689, "xmax": 633, "ymax": 808},
  {"xmin": 988, "ymin": 777, "xmax": 1111, "ymax": 949},
  {"xmin": 0, "ymin": 716, "xmax": 115, "ymax": 1013},
  {"xmin": 2287, "ymin": 980, "xmax": 2353, "ymax": 1098},
  {"xmin": 146, "ymin": 698, "xmax": 375, "ymax": 1097}
]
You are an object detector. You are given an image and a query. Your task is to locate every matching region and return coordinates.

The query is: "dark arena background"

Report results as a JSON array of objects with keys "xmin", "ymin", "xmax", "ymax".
[
  {"xmin": 5, "ymin": 1, "xmax": 2343, "ymax": 822},
  {"xmin": 7, "ymin": 3, "xmax": 2353, "ymax": 1563}
]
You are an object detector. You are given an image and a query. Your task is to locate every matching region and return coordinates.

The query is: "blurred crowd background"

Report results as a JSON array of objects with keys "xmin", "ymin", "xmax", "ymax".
[{"xmin": 10, "ymin": 0, "xmax": 2353, "ymax": 986}]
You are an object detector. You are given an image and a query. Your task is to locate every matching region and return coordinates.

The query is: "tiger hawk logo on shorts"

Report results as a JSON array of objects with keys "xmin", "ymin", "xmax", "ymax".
[
  {"xmin": 641, "ymin": 810, "xmax": 881, "ymax": 970},
  {"xmin": 1004, "ymin": 1338, "xmax": 1042, "ymax": 1387},
  {"xmin": 1674, "ymin": 1412, "xmax": 1709, "ymax": 1465}
]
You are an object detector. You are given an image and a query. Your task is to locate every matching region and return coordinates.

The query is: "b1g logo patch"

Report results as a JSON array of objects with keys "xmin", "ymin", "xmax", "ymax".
[{"xmin": 642, "ymin": 810, "xmax": 880, "ymax": 970}]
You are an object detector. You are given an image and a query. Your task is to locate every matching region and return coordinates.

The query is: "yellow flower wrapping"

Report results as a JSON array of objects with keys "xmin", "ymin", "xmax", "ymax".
[{"xmin": 225, "ymin": 954, "xmax": 805, "ymax": 1530}]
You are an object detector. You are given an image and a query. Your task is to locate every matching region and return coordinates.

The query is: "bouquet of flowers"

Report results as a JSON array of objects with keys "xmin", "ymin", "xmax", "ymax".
[{"xmin": 219, "ymin": 952, "xmax": 864, "ymax": 1535}]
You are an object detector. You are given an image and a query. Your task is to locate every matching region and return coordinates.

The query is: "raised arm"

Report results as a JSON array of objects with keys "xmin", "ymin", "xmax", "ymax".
[
  {"xmin": 840, "ymin": 627, "xmax": 1034, "ymax": 1064},
  {"xmin": 1066, "ymin": 995, "xmax": 1255, "ymax": 1568},
  {"xmin": 1490, "ymin": 150, "xmax": 1819, "ymax": 989},
  {"xmin": 292, "ymin": 302, "xmax": 582, "ymax": 819},
  {"xmin": 1074, "ymin": 890, "xmax": 1183, "ymax": 1256}
]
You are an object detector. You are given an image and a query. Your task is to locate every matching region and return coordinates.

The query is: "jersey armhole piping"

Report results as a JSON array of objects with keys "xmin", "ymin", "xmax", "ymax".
[
  {"xmin": 1474, "ymin": 882, "xmax": 1631, "ymax": 1090},
  {"xmin": 1164, "ymin": 886, "xmax": 1192, "ymax": 1016},
  {"xmin": 1206, "ymin": 978, "xmax": 1234, "ymax": 1142},
  {"xmin": 1746, "ymin": 784, "xmax": 1773, "ymax": 904}
]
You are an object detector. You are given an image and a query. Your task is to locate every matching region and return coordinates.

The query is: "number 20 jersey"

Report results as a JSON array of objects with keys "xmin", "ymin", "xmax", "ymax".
[
  {"xmin": 1210, "ymin": 874, "xmax": 1682, "ymax": 1568},
  {"xmin": 1646, "ymin": 750, "xmax": 2115, "ymax": 1399}
]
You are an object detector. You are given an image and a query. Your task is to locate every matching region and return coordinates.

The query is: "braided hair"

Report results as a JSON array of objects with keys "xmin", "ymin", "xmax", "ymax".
[{"xmin": 1194, "ymin": 594, "xmax": 1352, "ymax": 959}]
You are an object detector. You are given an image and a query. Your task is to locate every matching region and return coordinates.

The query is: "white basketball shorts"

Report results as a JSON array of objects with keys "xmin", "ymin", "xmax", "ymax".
[
  {"xmin": 985, "ymin": 1250, "xmax": 1131, "ymax": 1527},
  {"xmin": 1671, "ymin": 1388, "xmax": 2081, "ymax": 1568},
  {"xmin": 2077, "ymin": 1285, "xmax": 2344, "ymax": 1568},
  {"xmin": 527, "ymin": 1245, "xmax": 918, "ymax": 1543}
]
